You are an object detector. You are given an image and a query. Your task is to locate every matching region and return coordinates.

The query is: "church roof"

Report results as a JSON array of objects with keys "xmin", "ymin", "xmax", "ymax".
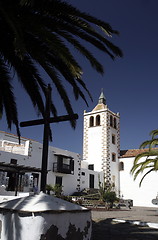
[{"xmin": 120, "ymin": 148, "xmax": 158, "ymax": 158}]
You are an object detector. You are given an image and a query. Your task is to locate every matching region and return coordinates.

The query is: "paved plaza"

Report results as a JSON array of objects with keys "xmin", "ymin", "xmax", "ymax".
[{"xmin": 91, "ymin": 206, "xmax": 158, "ymax": 240}]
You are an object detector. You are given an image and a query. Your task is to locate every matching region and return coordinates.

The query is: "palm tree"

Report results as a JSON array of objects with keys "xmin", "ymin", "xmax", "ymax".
[
  {"xmin": 0, "ymin": 0, "xmax": 122, "ymax": 137},
  {"xmin": 131, "ymin": 130, "xmax": 158, "ymax": 186}
]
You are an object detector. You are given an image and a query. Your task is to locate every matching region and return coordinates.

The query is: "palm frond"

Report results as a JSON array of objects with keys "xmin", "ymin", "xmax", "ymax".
[
  {"xmin": 139, "ymin": 168, "xmax": 154, "ymax": 187},
  {"xmin": 150, "ymin": 129, "xmax": 158, "ymax": 139},
  {"xmin": 0, "ymin": 0, "xmax": 122, "ymax": 133},
  {"xmin": 131, "ymin": 129, "xmax": 158, "ymax": 186},
  {"xmin": 0, "ymin": 58, "xmax": 20, "ymax": 139}
]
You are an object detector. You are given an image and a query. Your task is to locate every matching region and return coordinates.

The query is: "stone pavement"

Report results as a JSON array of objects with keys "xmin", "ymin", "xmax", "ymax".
[{"xmin": 91, "ymin": 206, "xmax": 158, "ymax": 240}]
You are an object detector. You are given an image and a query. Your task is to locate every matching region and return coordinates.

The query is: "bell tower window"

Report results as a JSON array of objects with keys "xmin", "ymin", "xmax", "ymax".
[
  {"xmin": 114, "ymin": 118, "xmax": 117, "ymax": 129},
  {"xmin": 110, "ymin": 115, "xmax": 113, "ymax": 127},
  {"xmin": 96, "ymin": 115, "xmax": 101, "ymax": 126},
  {"xmin": 89, "ymin": 116, "xmax": 94, "ymax": 127}
]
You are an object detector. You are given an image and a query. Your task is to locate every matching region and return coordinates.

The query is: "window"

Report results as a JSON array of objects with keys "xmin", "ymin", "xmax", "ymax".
[
  {"xmin": 96, "ymin": 115, "xmax": 101, "ymax": 126},
  {"xmin": 112, "ymin": 153, "xmax": 116, "ymax": 162},
  {"xmin": 55, "ymin": 176, "xmax": 62, "ymax": 186},
  {"xmin": 89, "ymin": 116, "xmax": 94, "ymax": 127},
  {"xmin": 88, "ymin": 164, "xmax": 94, "ymax": 170},
  {"xmin": 114, "ymin": 118, "xmax": 117, "ymax": 129},
  {"xmin": 110, "ymin": 115, "xmax": 113, "ymax": 127},
  {"xmin": 53, "ymin": 154, "xmax": 74, "ymax": 174},
  {"xmin": 112, "ymin": 135, "xmax": 115, "ymax": 144},
  {"xmin": 119, "ymin": 162, "xmax": 124, "ymax": 171},
  {"xmin": 81, "ymin": 172, "xmax": 85, "ymax": 176}
]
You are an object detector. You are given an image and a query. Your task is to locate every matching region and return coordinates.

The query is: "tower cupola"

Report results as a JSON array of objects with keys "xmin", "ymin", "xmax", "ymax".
[{"xmin": 98, "ymin": 89, "xmax": 106, "ymax": 105}]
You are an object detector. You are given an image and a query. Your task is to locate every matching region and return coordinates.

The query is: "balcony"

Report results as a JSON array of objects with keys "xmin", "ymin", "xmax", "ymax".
[{"xmin": 53, "ymin": 162, "xmax": 73, "ymax": 174}]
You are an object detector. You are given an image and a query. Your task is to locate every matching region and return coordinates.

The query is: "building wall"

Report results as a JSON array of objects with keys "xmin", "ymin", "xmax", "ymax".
[
  {"xmin": 80, "ymin": 160, "xmax": 104, "ymax": 190},
  {"xmin": 47, "ymin": 147, "xmax": 81, "ymax": 195},
  {"xmin": 0, "ymin": 131, "xmax": 81, "ymax": 196},
  {"xmin": 119, "ymin": 156, "xmax": 158, "ymax": 207}
]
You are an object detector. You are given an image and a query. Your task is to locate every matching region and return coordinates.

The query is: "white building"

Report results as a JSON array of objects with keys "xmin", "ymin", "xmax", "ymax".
[
  {"xmin": 0, "ymin": 90, "xmax": 157, "ymax": 207},
  {"xmin": 0, "ymin": 131, "xmax": 82, "ymax": 196},
  {"xmin": 0, "ymin": 130, "xmax": 101, "ymax": 197},
  {"xmin": 119, "ymin": 149, "xmax": 158, "ymax": 207}
]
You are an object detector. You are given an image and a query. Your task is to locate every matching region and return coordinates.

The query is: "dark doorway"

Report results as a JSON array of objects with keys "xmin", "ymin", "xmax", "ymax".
[
  {"xmin": 7, "ymin": 172, "xmax": 16, "ymax": 191},
  {"xmin": 55, "ymin": 176, "xmax": 62, "ymax": 186},
  {"xmin": 89, "ymin": 174, "xmax": 94, "ymax": 188}
]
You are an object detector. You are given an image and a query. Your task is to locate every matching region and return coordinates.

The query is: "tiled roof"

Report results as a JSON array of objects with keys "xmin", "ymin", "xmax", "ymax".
[{"xmin": 120, "ymin": 148, "xmax": 158, "ymax": 158}]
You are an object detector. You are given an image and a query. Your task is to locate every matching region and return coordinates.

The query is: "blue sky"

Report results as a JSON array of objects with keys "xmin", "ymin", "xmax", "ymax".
[{"xmin": 1, "ymin": 0, "xmax": 158, "ymax": 155}]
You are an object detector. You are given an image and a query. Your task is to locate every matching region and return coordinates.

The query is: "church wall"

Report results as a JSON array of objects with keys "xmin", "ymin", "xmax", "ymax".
[{"xmin": 120, "ymin": 156, "xmax": 158, "ymax": 207}]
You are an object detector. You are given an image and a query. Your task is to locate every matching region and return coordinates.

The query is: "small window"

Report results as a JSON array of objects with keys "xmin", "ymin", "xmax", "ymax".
[
  {"xmin": 88, "ymin": 164, "xmax": 94, "ymax": 170},
  {"xmin": 112, "ymin": 135, "xmax": 115, "ymax": 144},
  {"xmin": 81, "ymin": 172, "xmax": 85, "ymax": 176},
  {"xmin": 89, "ymin": 116, "xmax": 94, "ymax": 127},
  {"xmin": 96, "ymin": 115, "xmax": 101, "ymax": 126},
  {"xmin": 110, "ymin": 115, "xmax": 113, "ymax": 127},
  {"xmin": 112, "ymin": 153, "xmax": 116, "ymax": 162},
  {"xmin": 114, "ymin": 118, "xmax": 117, "ymax": 129},
  {"xmin": 119, "ymin": 162, "xmax": 124, "ymax": 171}
]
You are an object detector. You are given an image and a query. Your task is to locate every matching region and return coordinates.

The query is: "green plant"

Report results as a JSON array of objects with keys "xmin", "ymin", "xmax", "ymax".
[
  {"xmin": 103, "ymin": 191, "xmax": 118, "ymax": 208},
  {"xmin": 52, "ymin": 184, "xmax": 63, "ymax": 197},
  {"xmin": 46, "ymin": 184, "xmax": 54, "ymax": 195}
]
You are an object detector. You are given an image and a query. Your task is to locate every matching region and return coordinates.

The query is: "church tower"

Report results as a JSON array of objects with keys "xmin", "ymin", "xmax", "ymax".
[{"xmin": 83, "ymin": 90, "xmax": 120, "ymax": 193}]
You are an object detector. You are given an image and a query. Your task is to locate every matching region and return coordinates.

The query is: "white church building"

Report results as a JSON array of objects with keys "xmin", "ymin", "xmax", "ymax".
[{"xmin": 0, "ymin": 91, "xmax": 157, "ymax": 207}]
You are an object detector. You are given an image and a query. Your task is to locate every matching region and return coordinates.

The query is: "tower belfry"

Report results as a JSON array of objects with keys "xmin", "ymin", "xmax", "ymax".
[{"xmin": 83, "ymin": 90, "xmax": 120, "ymax": 193}]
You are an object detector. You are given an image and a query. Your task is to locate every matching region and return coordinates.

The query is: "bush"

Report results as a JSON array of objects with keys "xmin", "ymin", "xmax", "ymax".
[{"xmin": 103, "ymin": 191, "xmax": 118, "ymax": 208}]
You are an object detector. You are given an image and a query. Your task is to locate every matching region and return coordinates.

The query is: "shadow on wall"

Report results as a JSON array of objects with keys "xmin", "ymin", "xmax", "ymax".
[
  {"xmin": 92, "ymin": 218, "xmax": 158, "ymax": 240},
  {"xmin": 40, "ymin": 221, "xmax": 91, "ymax": 240},
  {"xmin": 3, "ymin": 213, "xmax": 22, "ymax": 240}
]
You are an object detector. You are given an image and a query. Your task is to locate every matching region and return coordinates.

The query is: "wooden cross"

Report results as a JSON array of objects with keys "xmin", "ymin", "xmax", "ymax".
[{"xmin": 20, "ymin": 85, "xmax": 78, "ymax": 193}]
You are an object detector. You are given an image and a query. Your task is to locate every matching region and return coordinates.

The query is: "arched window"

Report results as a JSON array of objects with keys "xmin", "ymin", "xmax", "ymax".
[
  {"xmin": 114, "ymin": 118, "xmax": 117, "ymax": 129},
  {"xmin": 89, "ymin": 116, "xmax": 94, "ymax": 127},
  {"xmin": 110, "ymin": 115, "xmax": 113, "ymax": 127},
  {"xmin": 119, "ymin": 162, "xmax": 124, "ymax": 171},
  {"xmin": 96, "ymin": 115, "xmax": 100, "ymax": 126}
]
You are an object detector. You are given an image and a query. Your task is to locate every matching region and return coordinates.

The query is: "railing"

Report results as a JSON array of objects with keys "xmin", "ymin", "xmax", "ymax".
[{"xmin": 53, "ymin": 162, "xmax": 71, "ymax": 174}]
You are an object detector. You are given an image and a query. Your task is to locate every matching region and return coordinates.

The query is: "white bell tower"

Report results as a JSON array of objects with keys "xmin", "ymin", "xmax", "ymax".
[{"xmin": 83, "ymin": 90, "xmax": 120, "ymax": 193}]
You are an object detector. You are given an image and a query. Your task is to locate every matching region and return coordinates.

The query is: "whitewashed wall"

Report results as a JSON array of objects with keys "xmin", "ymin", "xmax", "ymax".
[
  {"xmin": 0, "ymin": 210, "xmax": 91, "ymax": 240},
  {"xmin": 120, "ymin": 156, "xmax": 158, "ymax": 207}
]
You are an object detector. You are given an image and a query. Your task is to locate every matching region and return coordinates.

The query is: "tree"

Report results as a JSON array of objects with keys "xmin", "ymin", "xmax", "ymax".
[
  {"xmin": 0, "ymin": 0, "xmax": 122, "ymax": 137},
  {"xmin": 131, "ymin": 129, "xmax": 158, "ymax": 186}
]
